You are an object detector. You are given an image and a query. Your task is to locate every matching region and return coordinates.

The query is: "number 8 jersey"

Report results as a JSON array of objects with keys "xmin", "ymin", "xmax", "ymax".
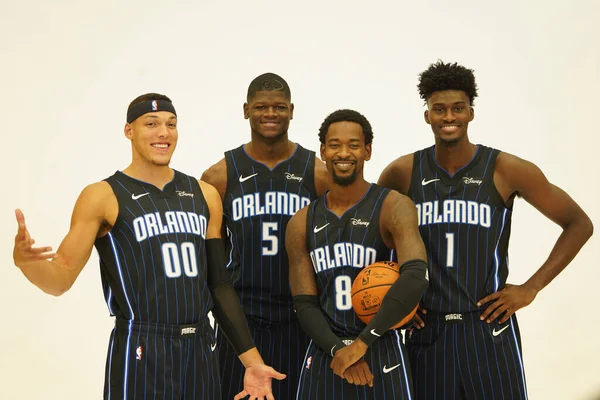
[
  {"xmin": 94, "ymin": 170, "xmax": 213, "ymax": 324},
  {"xmin": 223, "ymin": 144, "xmax": 317, "ymax": 324},
  {"xmin": 306, "ymin": 184, "xmax": 394, "ymax": 338}
]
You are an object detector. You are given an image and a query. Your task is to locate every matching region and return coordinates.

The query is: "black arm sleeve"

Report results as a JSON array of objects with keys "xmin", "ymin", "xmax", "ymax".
[
  {"xmin": 358, "ymin": 259, "xmax": 428, "ymax": 346},
  {"xmin": 206, "ymin": 238, "xmax": 255, "ymax": 355},
  {"xmin": 293, "ymin": 295, "xmax": 347, "ymax": 357}
]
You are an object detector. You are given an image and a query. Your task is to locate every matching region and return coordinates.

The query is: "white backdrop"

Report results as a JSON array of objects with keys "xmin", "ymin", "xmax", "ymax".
[{"xmin": 1, "ymin": 0, "xmax": 599, "ymax": 399}]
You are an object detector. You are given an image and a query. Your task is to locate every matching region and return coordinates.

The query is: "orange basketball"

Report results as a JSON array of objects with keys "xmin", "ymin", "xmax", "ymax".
[{"xmin": 351, "ymin": 261, "xmax": 418, "ymax": 329}]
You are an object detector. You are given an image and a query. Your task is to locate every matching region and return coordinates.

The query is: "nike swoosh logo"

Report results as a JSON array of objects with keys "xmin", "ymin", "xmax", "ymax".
[
  {"xmin": 239, "ymin": 173, "xmax": 258, "ymax": 183},
  {"xmin": 492, "ymin": 325, "xmax": 510, "ymax": 337},
  {"xmin": 131, "ymin": 193, "xmax": 149, "ymax": 200},
  {"xmin": 313, "ymin": 223, "xmax": 330, "ymax": 233},
  {"xmin": 422, "ymin": 178, "xmax": 441, "ymax": 186},
  {"xmin": 383, "ymin": 364, "xmax": 402, "ymax": 374},
  {"xmin": 210, "ymin": 343, "xmax": 216, "ymax": 352},
  {"xmin": 370, "ymin": 329, "xmax": 381, "ymax": 337}
]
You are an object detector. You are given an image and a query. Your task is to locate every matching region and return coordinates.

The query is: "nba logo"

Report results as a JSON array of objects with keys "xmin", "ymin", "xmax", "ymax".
[
  {"xmin": 306, "ymin": 356, "xmax": 312, "ymax": 369},
  {"xmin": 151, "ymin": 100, "xmax": 158, "ymax": 111},
  {"xmin": 136, "ymin": 345, "xmax": 143, "ymax": 360}
]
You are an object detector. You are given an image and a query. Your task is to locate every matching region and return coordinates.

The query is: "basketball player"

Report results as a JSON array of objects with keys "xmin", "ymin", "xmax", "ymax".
[
  {"xmin": 377, "ymin": 61, "xmax": 594, "ymax": 399},
  {"xmin": 286, "ymin": 109, "xmax": 429, "ymax": 399},
  {"xmin": 201, "ymin": 72, "xmax": 329, "ymax": 400},
  {"xmin": 12, "ymin": 93, "xmax": 286, "ymax": 400}
]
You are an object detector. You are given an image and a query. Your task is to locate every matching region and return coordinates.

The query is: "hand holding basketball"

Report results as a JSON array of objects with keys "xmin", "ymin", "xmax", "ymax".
[
  {"xmin": 351, "ymin": 261, "xmax": 418, "ymax": 329},
  {"xmin": 13, "ymin": 209, "xmax": 55, "ymax": 269}
]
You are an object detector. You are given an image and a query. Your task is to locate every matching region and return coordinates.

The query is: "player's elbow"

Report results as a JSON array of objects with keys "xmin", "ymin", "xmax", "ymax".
[
  {"xmin": 567, "ymin": 212, "xmax": 594, "ymax": 242},
  {"xmin": 582, "ymin": 216, "xmax": 594, "ymax": 240}
]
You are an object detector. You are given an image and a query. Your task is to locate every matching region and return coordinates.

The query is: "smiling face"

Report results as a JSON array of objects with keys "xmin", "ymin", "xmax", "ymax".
[
  {"xmin": 425, "ymin": 90, "xmax": 474, "ymax": 144},
  {"xmin": 125, "ymin": 111, "xmax": 178, "ymax": 166},
  {"xmin": 320, "ymin": 121, "xmax": 371, "ymax": 187},
  {"xmin": 244, "ymin": 90, "xmax": 293, "ymax": 141}
]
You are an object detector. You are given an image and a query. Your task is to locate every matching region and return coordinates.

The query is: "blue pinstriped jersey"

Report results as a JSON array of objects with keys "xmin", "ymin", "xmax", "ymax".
[
  {"xmin": 408, "ymin": 145, "xmax": 512, "ymax": 313},
  {"xmin": 223, "ymin": 144, "xmax": 318, "ymax": 324},
  {"xmin": 306, "ymin": 184, "xmax": 394, "ymax": 338},
  {"xmin": 94, "ymin": 170, "xmax": 213, "ymax": 324}
]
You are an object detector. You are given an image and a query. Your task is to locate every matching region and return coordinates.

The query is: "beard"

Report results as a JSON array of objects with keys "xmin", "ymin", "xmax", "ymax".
[{"xmin": 332, "ymin": 169, "xmax": 357, "ymax": 186}]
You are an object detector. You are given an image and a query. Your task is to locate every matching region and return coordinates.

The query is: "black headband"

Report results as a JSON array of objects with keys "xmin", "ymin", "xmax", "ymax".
[{"xmin": 126, "ymin": 100, "xmax": 177, "ymax": 123}]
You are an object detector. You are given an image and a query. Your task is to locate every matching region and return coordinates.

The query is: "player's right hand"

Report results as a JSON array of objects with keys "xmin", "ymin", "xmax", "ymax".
[
  {"xmin": 13, "ymin": 209, "xmax": 55, "ymax": 269},
  {"xmin": 413, "ymin": 305, "xmax": 427, "ymax": 329},
  {"xmin": 343, "ymin": 360, "xmax": 374, "ymax": 387}
]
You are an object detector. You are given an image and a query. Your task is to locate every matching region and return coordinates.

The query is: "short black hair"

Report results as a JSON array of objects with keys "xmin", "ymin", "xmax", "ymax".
[
  {"xmin": 127, "ymin": 93, "xmax": 172, "ymax": 113},
  {"xmin": 247, "ymin": 73, "xmax": 291, "ymax": 101},
  {"xmin": 418, "ymin": 60, "xmax": 478, "ymax": 105},
  {"xmin": 318, "ymin": 109, "xmax": 374, "ymax": 145}
]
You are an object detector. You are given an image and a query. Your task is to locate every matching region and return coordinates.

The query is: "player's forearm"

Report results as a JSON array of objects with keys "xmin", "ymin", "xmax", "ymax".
[
  {"xmin": 210, "ymin": 283, "xmax": 256, "ymax": 356},
  {"xmin": 293, "ymin": 295, "xmax": 346, "ymax": 356},
  {"xmin": 18, "ymin": 257, "xmax": 73, "ymax": 296},
  {"xmin": 358, "ymin": 259, "xmax": 428, "ymax": 346},
  {"xmin": 525, "ymin": 216, "xmax": 593, "ymax": 292}
]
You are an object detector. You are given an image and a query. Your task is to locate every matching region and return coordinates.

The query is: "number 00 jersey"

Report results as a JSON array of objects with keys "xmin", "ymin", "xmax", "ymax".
[
  {"xmin": 408, "ymin": 145, "xmax": 513, "ymax": 313},
  {"xmin": 223, "ymin": 144, "xmax": 318, "ymax": 324},
  {"xmin": 306, "ymin": 184, "xmax": 394, "ymax": 338},
  {"xmin": 94, "ymin": 170, "xmax": 213, "ymax": 324}
]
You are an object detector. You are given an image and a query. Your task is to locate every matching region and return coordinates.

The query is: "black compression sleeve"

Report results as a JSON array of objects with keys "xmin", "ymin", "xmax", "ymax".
[
  {"xmin": 358, "ymin": 259, "xmax": 428, "ymax": 346},
  {"xmin": 206, "ymin": 239, "xmax": 255, "ymax": 355},
  {"xmin": 293, "ymin": 295, "xmax": 346, "ymax": 356},
  {"xmin": 206, "ymin": 238, "xmax": 230, "ymax": 288}
]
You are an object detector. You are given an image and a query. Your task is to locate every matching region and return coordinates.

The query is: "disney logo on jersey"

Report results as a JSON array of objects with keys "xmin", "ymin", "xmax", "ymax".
[
  {"xmin": 350, "ymin": 218, "xmax": 370, "ymax": 227},
  {"xmin": 176, "ymin": 190, "xmax": 194, "ymax": 198},
  {"xmin": 462, "ymin": 177, "xmax": 483, "ymax": 186},
  {"xmin": 284, "ymin": 172, "xmax": 303, "ymax": 182},
  {"xmin": 310, "ymin": 242, "xmax": 377, "ymax": 273}
]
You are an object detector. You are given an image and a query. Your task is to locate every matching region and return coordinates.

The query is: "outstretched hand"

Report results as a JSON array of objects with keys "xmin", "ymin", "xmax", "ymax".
[
  {"xmin": 13, "ymin": 209, "xmax": 55, "ymax": 268},
  {"xmin": 478, "ymin": 284, "xmax": 538, "ymax": 324},
  {"xmin": 234, "ymin": 363, "xmax": 286, "ymax": 400}
]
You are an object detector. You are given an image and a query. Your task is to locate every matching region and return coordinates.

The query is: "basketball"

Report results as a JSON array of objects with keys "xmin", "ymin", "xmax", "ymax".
[{"xmin": 351, "ymin": 261, "xmax": 418, "ymax": 329}]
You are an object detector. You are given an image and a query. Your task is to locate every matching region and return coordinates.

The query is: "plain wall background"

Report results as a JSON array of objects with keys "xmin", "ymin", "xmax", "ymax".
[{"xmin": 1, "ymin": 0, "xmax": 598, "ymax": 398}]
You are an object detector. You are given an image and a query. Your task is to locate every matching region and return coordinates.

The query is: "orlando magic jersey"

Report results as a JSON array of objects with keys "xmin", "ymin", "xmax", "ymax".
[
  {"xmin": 306, "ymin": 184, "xmax": 394, "ymax": 337},
  {"xmin": 223, "ymin": 144, "xmax": 317, "ymax": 324},
  {"xmin": 94, "ymin": 170, "xmax": 213, "ymax": 324},
  {"xmin": 408, "ymin": 145, "xmax": 512, "ymax": 313}
]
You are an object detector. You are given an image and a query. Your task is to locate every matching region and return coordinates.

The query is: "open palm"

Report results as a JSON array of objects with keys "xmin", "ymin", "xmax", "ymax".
[{"xmin": 234, "ymin": 364, "xmax": 286, "ymax": 400}]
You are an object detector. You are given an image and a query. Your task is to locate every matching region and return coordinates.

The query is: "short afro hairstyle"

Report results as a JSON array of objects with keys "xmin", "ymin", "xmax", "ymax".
[
  {"xmin": 418, "ymin": 60, "xmax": 478, "ymax": 105},
  {"xmin": 247, "ymin": 73, "xmax": 291, "ymax": 101},
  {"xmin": 318, "ymin": 109, "xmax": 373, "ymax": 145}
]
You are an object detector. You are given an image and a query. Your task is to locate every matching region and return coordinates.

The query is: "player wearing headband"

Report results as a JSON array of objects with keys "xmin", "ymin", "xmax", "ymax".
[{"xmin": 12, "ymin": 93, "xmax": 285, "ymax": 400}]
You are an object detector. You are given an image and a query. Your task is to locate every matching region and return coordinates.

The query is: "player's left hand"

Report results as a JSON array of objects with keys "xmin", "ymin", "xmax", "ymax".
[
  {"xmin": 477, "ymin": 283, "xmax": 538, "ymax": 324},
  {"xmin": 344, "ymin": 359, "xmax": 374, "ymax": 387},
  {"xmin": 330, "ymin": 339, "xmax": 368, "ymax": 379},
  {"xmin": 234, "ymin": 364, "xmax": 286, "ymax": 400}
]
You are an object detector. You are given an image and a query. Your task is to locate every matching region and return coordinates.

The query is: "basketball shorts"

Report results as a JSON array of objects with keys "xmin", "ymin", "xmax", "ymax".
[
  {"xmin": 104, "ymin": 317, "xmax": 220, "ymax": 400},
  {"xmin": 405, "ymin": 311, "xmax": 528, "ymax": 400},
  {"xmin": 216, "ymin": 317, "xmax": 310, "ymax": 400}
]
